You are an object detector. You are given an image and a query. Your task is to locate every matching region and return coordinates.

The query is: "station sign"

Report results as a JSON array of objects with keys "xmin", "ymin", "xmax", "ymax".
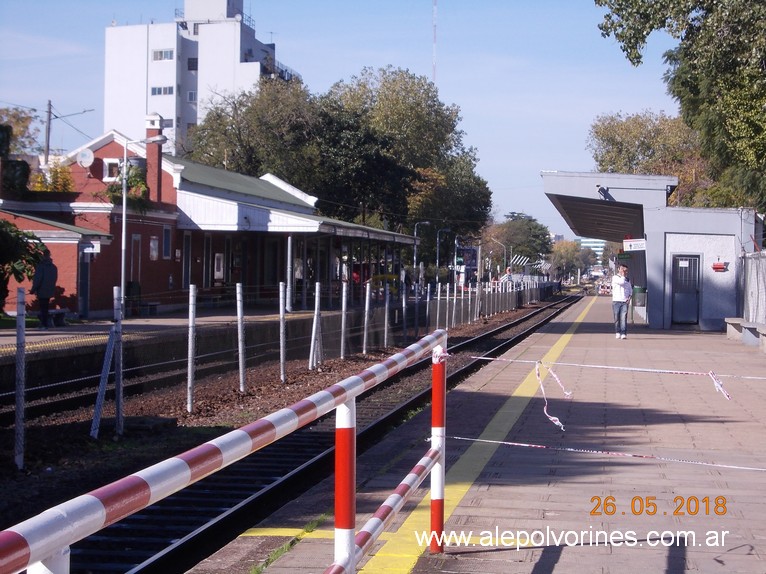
[{"xmin": 623, "ymin": 238, "xmax": 646, "ymax": 252}]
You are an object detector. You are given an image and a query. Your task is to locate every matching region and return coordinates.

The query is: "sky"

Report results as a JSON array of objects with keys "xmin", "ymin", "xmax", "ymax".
[{"xmin": 0, "ymin": 0, "xmax": 680, "ymax": 238}]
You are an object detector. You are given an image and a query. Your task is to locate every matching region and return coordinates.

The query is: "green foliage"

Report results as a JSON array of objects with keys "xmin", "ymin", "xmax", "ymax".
[
  {"xmin": 328, "ymin": 66, "xmax": 462, "ymax": 170},
  {"xmin": 187, "ymin": 79, "xmax": 319, "ymax": 187},
  {"xmin": 586, "ymin": 110, "xmax": 716, "ymax": 205},
  {"xmin": 311, "ymin": 98, "xmax": 413, "ymax": 227},
  {"xmin": 0, "ymin": 220, "xmax": 45, "ymax": 311},
  {"xmin": 186, "ymin": 67, "xmax": 492, "ymax": 255},
  {"xmin": 587, "ymin": 110, "xmax": 698, "ymax": 173},
  {"xmin": 549, "ymin": 240, "xmax": 582, "ymax": 279},
  {"xmin": 485, "ymin": 213, "xmax": 552, "ymax": 272},
  {"xmin": 596, "ymin": 0, "xmax": 766, "ymax": 210},
  {"xmin": 0, "ymin": 107, "xmax": 40, "ymax": 155},
  {"xmin": 30, "ymin": 160, "xmax": 75, "ymax": 192},
  {"xmin": 102, "ymin": 166, "xmax": 151, "ymax": 214}
]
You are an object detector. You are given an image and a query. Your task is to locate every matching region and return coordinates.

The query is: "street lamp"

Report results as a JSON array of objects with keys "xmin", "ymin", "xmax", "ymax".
[
  {"xmin": 489, "ymin": 237, "xmax": 507, "ymax": 272},
  {"xmin": 413, "ymin": 221, "xmax": 430, "ymax": 271},
  {"xmin": 121, "ymin": 134, "xmax": 167, "ymax": 316}
]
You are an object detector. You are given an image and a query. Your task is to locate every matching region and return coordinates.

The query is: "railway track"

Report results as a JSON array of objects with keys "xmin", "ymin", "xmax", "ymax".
[{"xmin": 10, "ymin": 294, "xmax": 581, "ymax": 573}]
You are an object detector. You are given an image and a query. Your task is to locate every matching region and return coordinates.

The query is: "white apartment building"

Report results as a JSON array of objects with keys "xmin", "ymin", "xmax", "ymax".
[
  {"xmin": 104, "ymin": 0, "xmax": 298, "ymax": 154},
  {"xmin": 577, "ymin": 237, "xmax": 606, "ymax": 258}
]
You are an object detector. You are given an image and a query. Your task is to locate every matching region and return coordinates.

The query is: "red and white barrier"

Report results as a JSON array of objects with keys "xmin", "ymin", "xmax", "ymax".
[
  {"xmin": 325, "ymin": 340, "xmax": 449, "ymax": 573},
  {"xmin": 0, "ymin": 330, "xmax": 448, "ymax": 574}
]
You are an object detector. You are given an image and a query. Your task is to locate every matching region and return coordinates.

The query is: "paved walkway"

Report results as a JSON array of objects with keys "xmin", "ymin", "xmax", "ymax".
[{"xmin": 188, "ymin": 295, "xmax": 766, "ymax": 574}]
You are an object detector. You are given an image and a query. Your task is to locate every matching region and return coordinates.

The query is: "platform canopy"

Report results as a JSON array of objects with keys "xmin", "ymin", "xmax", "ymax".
[
  {"xmin": 171, "ymin": 156, "xmax": 415, "ymax": 245},
  {"xmin": 541, "ymin": 171, "xmax": 678, "ymax": 242}
]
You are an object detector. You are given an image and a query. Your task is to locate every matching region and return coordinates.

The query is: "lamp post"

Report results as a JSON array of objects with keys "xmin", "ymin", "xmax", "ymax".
[
  {"xmin": 114, "ymin": 134, "xmax": 166, "ymax": 437},
  {"xmin": 120, "ymin": 134, "xmax": 167, "ymax": 316},
  {"xmin": 489, "ymin": 237, "xmax": 507, "ymax": 272}
]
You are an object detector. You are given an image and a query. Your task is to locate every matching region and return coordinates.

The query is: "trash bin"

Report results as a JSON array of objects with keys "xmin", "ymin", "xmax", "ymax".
[{"xmin": 632, "ymin": 286, "xmax": 647, "ymax": 307}]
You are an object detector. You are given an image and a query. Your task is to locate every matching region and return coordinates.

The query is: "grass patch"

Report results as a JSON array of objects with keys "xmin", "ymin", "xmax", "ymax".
[
  {"xmin": 0, "ymin": 313, "xmax": 41, "ymax": 330},
  {"xmin": 251, "ymin": 512, "xmax": 331, "ymax": 574}
]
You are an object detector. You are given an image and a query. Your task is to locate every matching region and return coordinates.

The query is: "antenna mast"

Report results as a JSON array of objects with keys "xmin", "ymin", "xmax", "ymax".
[{"xmin": 432, "ymin": 0, "xmax": 437, "ymax": 83}]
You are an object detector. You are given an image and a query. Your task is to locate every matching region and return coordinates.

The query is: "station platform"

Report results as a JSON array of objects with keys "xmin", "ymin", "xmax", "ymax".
[{"xmin": 186, "ymin": 294, "xmax": 766, "ymax": 574}]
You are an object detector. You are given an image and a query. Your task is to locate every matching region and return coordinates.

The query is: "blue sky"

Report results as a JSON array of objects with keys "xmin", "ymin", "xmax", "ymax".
[{"xmin": 0, "ymin": 0, "xmax": 679, "ymax": 237}]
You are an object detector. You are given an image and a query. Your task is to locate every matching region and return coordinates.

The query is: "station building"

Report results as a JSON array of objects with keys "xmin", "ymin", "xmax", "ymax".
[
  {"xmin": 1, "ymin": 116, "xmax": 415, "ymax": 319},
  {"xmin": 542, "ymin": 171, "xmax": 764, "ymax": 331}
]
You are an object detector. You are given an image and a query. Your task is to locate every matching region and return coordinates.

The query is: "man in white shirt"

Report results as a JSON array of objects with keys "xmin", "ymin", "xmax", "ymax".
[{"xmin": 611, "ymin": 264, "xmax": 632, "ymax": 339}]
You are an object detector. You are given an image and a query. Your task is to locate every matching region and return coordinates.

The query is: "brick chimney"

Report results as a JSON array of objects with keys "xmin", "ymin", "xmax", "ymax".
[{"xmin": 145, "ymin": 113, "xmax": 164, "ymax": 203}]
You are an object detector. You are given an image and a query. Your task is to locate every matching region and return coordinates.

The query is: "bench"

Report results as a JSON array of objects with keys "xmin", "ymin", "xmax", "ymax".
[
  {"xmin": 725, "ymin": 317, "xmax": 745, "ymax": 340},
  {"xmin": 741, "ymin": 322, "xmax": 762, "ymax": 347},
  {"xmin": 48, "ymin": 309, "xmax": 68, "ymax": 327},
  {"xmin": 725, "ymin": 317, "xmax": 766, "ymax": 350}
]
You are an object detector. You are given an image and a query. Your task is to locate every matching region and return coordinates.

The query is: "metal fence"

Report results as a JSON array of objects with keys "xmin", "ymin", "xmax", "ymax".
[
  {"xmin": 1, "ymin": 280, "xmax": 559, "ymax": 420},
  {"xmin": 742, "ymin": 251, "xmax": 766, "ymax": 325}
]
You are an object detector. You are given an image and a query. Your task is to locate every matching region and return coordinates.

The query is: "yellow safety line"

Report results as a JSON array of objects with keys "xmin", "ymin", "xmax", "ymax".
[
  {"xmin": 359, "ymin": 296, "xmax": 597, "ymax": 573},
  {"xmin": 242, "ymin": 527, "xmax": 395, "ymax": 541}
]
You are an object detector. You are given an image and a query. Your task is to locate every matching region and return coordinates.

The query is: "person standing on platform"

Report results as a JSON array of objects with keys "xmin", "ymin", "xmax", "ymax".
[
  {"xmin": 611, "ymin": 264, "xmax": 632, "ymax": 339},
  {"xmin": 30, "ymin": 248, "xmax": 58, "ymax": 330}
]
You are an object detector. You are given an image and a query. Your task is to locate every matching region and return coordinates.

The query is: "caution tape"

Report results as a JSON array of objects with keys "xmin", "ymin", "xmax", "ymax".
[
  {"xmin": 470, "ymin": 356, "xmax": 742, "ymax": 432},
  {"xmin": 448, "ymin": 435, "xmax": 766, "ymax": 472},
  {"xmin": 534, "ymin": 361, "xmax": 571, "ymax": 431},
  {"xmin": 473, "ymin": 356, "xmax": 738, "ymax": 403}
]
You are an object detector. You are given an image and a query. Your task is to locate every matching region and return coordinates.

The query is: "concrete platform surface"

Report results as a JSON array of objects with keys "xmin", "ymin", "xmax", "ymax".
[{"xmin": 187, "ymin": 295, "xmax": 765, "ymax": 574}]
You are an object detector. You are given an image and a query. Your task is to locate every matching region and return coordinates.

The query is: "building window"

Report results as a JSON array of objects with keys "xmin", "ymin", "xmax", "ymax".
[
  {"xmin": 152, "ymin": 49, "xmax": 174, "ymax": 61},
  {"xmin": 193, "ymin": 23, "xmax": 200, "ymax": 35},
  {"xmin": 160, "ymin": 118, "xmax": 174, "ymax": 129},
  {"xmin": 163, "ymin": 226, "xmax": 172, "ymax": 259},
  {"xmin": 188, "ymin": 57, "xmax": 198, "ymax": 71},
  {"xmin": 103, "ymin": 158, "xmax": 120, "ymax": 182},
  {"xmin": 188, "ymin": 91, "xmax": 197, "ymax": 102},
  {"xmin": 149, "ymin": 236, "xmax": 159, "ymax": 261},
  {"xmin": 150, "ymin": 86, "xmax": 174, "ymax": 96}
]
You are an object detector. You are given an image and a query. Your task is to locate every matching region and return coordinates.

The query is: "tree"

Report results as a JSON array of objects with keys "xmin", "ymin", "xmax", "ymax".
[
  {"xmin": 579, "ymin": 247, "xmax": 598, "ymax": 271},
  {"xmin": 586, "ymin": 110, "xmax": 714, "ymax": 205},
  {"xmin": 0, "ymin": 107, "xmax": 40, "ymax": 155},
  {"xmin": 187, "ymin": 78, "xmax": 319, "ymax": 187},
  {"xmin": 485, "ymin": 213, "xmax": 552, "ymax": 269},
  {"xmin": 595, "ymin": 0, "xmax": 766, "ymax": 211},
  {"xmin": 187, "ymin": 67, "xmax": 491, "ymax": 237},
  {"xmin": 549, "ymin": 240, "xmax": 581, "ymax": 280},
  {"xmin": 326, "ymin": 66, "xmax": 462, "ymax": 170},
  {"xmin": 30, "ymin": 160, "xmax": 75, "ymax": 193},
  {"xmin": 311, "ymin": 98, "xmax": 413, "ymax": 227},
  {"xmin": 601, "ymin": 241, "xmax": 623, "ymax": 267},
  {"xmin": 0, "ymin": 220, "xmax": 45, "ymax": 312}
]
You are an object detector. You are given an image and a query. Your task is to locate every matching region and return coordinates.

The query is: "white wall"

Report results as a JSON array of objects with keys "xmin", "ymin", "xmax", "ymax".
[
  {"xmin": 647, "ymin": 207, "xmax": 756, "ymax": 330},
  {"xmin": 663, "ymin": 232, "xmax": 737, "ymax": 330},
  {"xmin": 104, "ymin": 23, "xmax": 178, "ymax": 148},
  {"xmin": 197, "ymin": 21, "xmax": 262, "ymax": 120}
]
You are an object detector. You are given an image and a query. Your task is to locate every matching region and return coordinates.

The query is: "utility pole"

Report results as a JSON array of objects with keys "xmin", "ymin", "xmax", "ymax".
[
  {"xmin": 44, "ymin": 100, "xmax": 52, "ymax": 165},
  {"xmin": 432, "ymin": 0, "xmax": 437, "ymax": 83},
  {"xmin": 43, "ymin": 101, "xmax": 94, "ymax": 165}
]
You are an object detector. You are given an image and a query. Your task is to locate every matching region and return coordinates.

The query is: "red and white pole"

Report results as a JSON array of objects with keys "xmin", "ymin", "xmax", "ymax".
[
  {"xmin": 334, "ymin": 399, "xmax": 357, "ymax": 571},
  {"xmin": 430, "ymin": 343, "xmax": 447, "ymax": 553}
]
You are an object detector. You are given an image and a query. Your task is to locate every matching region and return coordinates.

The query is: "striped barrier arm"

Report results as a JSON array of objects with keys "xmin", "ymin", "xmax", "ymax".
[
  {"xmin": 325, "ymin": 341, "xmax": 449, "ymax": 574},
  {"xmin": 0, "ymin": 331, "xmax": 448, "ymax": 574}
]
